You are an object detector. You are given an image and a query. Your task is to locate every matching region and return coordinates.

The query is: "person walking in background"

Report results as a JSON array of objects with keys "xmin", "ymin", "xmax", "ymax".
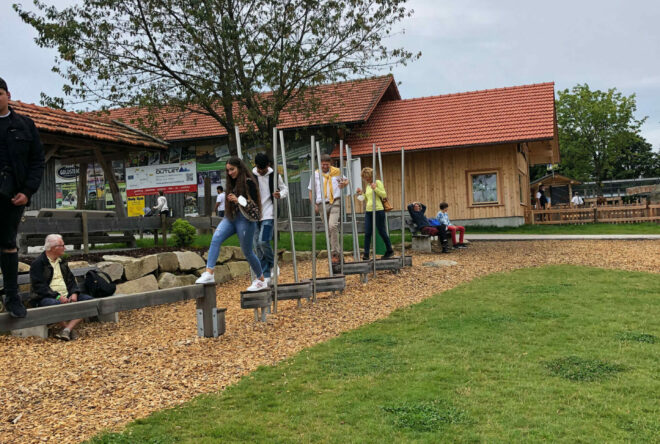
[
  {"xmin": 214, "ymin": 185, "xmax": 226, "ymax": 217},
  {"xmin": 196, "ymin": 157, "xmax": 268, "ymax": 292},
  {"xmin": 437, "ymin": 202, "xmax": 467, "ymax": 249},
  {"xmin": 252, "ymin": 153, "xmax": 288, "ymax": 284},
  {"xmin": 536, "ymin": 185, "xmax": 548, "ymax": 209},
  {"xmin": 308, "ymin": 154, "xmax": 348, "ymax": 264},
  {"xmin": 0, "ymin": 77, "xmax": 45, "ymax": 318},
  {"xmin": 571, "ymin": 191, "xmax": 584, "ymax": 207},
  {"xmin": 356, "ymin": 167, "xmax": 394, "ymax": 260},
  {"xmin": 152, "ymin": 190, "xmax": 169, "ymax": 216}
]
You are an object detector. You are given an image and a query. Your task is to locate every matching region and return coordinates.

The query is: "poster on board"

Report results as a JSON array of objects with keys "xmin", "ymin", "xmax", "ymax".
[{"xmin": 125, "ymin": 159, "xmax": 197, "ymax": 197}]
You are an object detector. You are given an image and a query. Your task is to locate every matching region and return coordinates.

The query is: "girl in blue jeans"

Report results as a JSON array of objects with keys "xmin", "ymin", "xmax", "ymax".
[{"xmin": 196, "ymin": 157, "xmax": 268, "ymax": 292}]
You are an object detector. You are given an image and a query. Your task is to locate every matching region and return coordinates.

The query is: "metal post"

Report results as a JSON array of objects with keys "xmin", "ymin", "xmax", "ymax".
[
  {"xmin": 310, "ymin": 136, "xmax": 317, "ymax": 302},
  {"xmin": 316, "ymin": 142, "xmax": 334, "ymax": 277},
  {"xmin": 196, "ymin": 283, "xmax": 218, "ymax": 338},
  {"xmin": 401, "ymin": 146, "xmax": 406, "ymax": 267},
  {"xmin": 339, "ymin": 140, "xmax": 345, "ymax": 275},
  {"xmin": 272, "ymin": 127, "xmax": 278, "ymax": 313},
  {"xmin": 377, "ymin": 146, "xmax": 390, "ymax": 237},
  {"xmin": 346, "ymin": 146, "xmax": 360, "ymax": 261},
  {"xmin": 279, "ymin": 131, "xmax": 298, "ymax": 283},
  {"xmin": 371, "ymin": 144, "xmax": 377, "ymax": 276},
  {"xmin": 234, "ymin": 126, "xmax": 243, "ymax": 160}
]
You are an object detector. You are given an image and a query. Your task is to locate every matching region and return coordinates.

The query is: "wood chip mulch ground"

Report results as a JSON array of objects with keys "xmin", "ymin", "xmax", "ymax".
[{"xmin": 1, "ymin": 240, "xmax": 658, "ymax": 443}]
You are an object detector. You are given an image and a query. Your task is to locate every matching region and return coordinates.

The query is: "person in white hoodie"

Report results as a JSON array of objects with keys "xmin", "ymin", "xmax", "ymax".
[{"xmin": 253, "ymin": 153, "xmax": 288, "ymax": 283}]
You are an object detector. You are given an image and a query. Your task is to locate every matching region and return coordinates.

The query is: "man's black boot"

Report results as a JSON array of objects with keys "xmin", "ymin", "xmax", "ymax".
[
  {"xmin": 5, "ymin": 293, "xmax": 27, "ymax": 318},
  {"xmin": 1, "ymin": 251, "xmax": 25, "ymax": 317}
]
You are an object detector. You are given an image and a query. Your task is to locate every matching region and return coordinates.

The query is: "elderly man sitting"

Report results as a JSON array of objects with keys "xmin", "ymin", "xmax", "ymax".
[{"xmin": 29, "ymin": 234, "xmax": 93, "ymax": 341}]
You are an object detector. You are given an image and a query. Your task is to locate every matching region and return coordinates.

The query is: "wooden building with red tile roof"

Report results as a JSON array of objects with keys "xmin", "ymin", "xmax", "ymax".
[{"xmin": 336, "ymin": 82, "xmax": 560, "ymax": 226}]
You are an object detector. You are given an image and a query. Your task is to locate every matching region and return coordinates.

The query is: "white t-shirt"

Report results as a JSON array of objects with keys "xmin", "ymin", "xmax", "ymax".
[
  {"xmin": 571, "ymin": 195, "xmax": 584, "ymax": 205},
  {"xmin": 308, "ymin": 170, "xmax": 345, "ymax": 204},
  {"xmin": 216, "ymin": 192, "xmax": 225, "ymax": 211}
]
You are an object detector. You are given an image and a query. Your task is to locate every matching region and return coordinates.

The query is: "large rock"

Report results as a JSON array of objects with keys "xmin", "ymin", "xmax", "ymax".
[
  {"xmin": 212, "ymin": 264, "xmax": 232, "ymax": 284},
  {"xmin": 317, "ymin": 250, "xmax": 328, "ymax": 259},
  {"xmin": 115, "ymin": 274, "xmax": 158, "ymax": 295},
  {"xmin": 18, "ymin": 262, "xmax": 30, "ymax": 273},
  {"xmin": 102, "ymin": 255, "xmax": 137, "ymax": 265},
  {"xmin": 281, "ymin": 250, "xmax": 313, "ymax": 263},
  {"xmin": 157, "ymin": 252, "xmax": 179, "ymax": 272},
  {"xmin": 174, "ymin": 251, "xmax": 206, "ymax": 271},
  {"xmin": 157, "ymin": 272, "xmax": 198, "ymax": 289},
  {"xmin": 124, "ymin": 254, "xmax": 158, "ymax": 281},
  {"xmin": 67, "ymin": 260, "xmax": 89, "ymax": 269},
  {"xmin": 96, "ymin": 261, "xmax": 124, "ymax": 282},
  {"xmin": 422, "ymin": 260, "xmax": 458, "ymax": 268},
  {"xmin": 224, "ymin": 245, "xmax": 246, "ymax": 261},
  {"xmin": 203, "ymin": 247, "xmax": 232, "ymax": 265},
  {"xmin": 227, "ymin": 261, "xmax": 251, "ymax": 278}
]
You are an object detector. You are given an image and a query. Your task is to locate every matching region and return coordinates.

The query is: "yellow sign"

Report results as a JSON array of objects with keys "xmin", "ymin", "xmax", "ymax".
[{"xmin": 127, "ymin": 196, "xmax": 145, "ymax": 217}]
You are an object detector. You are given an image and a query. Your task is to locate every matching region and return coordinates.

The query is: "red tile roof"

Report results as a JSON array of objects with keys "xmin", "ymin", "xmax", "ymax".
[
  {"xmin": 10, "ymin": 101, "xmax": 167, "ymax": 149},
  {"xmin": 103, "ymin": 75, "xmax": 400, "ymax": 141},
  {"xmin": 339, "ymin": 82, "xmax": 556, "ymax": 157}
]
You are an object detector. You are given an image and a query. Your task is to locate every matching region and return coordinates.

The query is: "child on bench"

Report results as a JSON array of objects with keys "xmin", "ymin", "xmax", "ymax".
[{"xmin": 437, "ymin": 202, "xmax": 467, "ymax": 249}]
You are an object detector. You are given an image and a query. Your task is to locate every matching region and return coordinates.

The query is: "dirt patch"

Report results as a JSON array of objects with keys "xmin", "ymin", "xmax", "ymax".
[{"xmin": 1, "ymin": 240, "xmax": 658, "ymax": 443}]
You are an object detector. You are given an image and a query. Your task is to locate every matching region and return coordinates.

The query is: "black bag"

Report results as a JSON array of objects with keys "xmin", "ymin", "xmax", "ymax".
[{"xmin": 84, "ymin": 270, "xmax": 116, "ymax": 298}]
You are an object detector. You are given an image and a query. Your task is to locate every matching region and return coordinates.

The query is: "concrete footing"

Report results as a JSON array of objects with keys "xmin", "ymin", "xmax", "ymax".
[{"xmin": 11, "ymin": 325, "xmax": 48, "ymax": 339}]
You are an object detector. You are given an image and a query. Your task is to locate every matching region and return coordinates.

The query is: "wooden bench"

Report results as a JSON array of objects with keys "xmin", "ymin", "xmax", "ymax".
[{"xmin": 0, "ymin": 283, "xmax": 224, "ymax": 339}]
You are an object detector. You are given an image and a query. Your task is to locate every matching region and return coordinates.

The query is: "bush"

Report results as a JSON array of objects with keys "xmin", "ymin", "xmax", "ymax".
[{"xmin": 171, "ymin": 218, "xmax": 197, "ymax": 247}]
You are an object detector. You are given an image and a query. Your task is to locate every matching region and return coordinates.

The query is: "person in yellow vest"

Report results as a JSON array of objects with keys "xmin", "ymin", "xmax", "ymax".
[
  {"xmin": 29, "ymin": 234, "xmax": 94, "ymax": 341},
  {"xmin": 308, "ymin": 154, "xmax": 348, "ymax": 264},
  {"xmin": 356, "ymin": 167, "xmax": 394, "ymax": 260}
]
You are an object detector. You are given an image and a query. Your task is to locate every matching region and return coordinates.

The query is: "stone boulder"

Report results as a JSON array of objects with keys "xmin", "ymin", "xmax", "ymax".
[
  {"xmin": 18, "ymin": 262, "xmax": 30, "ymax": 273},
  {"xmin": 96, "ymin": 261, "xmax": 124, "ymax": 282},
  {"xmin": 281, "ymin": 250, "xmax": 313, "ymax": 263},
  {"xmin": 115, "ymin": 274, "xmax": 158, "ymax": 295},
  {"xmin": 157, "ymin": 272, "xmax": 198, "ymax": 289},
  {"xmin": 223, "ymin": 245, "xmax": 246, "ymax": 261},
  {"xmin": 203, "ymin": 247, "xmax": 232, "ymax": 265},
  {"xmin": 422, "ymin": 260, "xmax": 458, "ymax": 268},
  {"xmin": 68, "ymin": 260, "xmax": 89, "ymax": 269},
  {"xmin": 157, "ymin": 252, "xmax": 179, "ymax": 272},
  {"xmin": 123, "ymin": 254, "xmax": 158, "ymax": 281},
  {"xmin": 227, "ymin": 261, "xmax": 251, "ymax": 278},
  {"xmin": 102, "ymin": 255, "xmax": 137, "ymax": 265},
  {"xmin": 212, "ymin": 264, "xmax": 232, "ymax": 284},
  {"xmin": 317, "ymin": 250, "xmax": 328, "ymax": 259},
  {"xmin": 175, "ymin": 251, "xmax": 206, "ymax": 271}
]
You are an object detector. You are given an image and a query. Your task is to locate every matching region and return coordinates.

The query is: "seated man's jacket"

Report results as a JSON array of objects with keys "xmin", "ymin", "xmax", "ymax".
[
  {"xmin": 407, "ymin": 203, "xmax": 431, "ymax": 229},
  {"xmin": 29, "ymin": 252, "xmax": 80, "ymax": 303}
]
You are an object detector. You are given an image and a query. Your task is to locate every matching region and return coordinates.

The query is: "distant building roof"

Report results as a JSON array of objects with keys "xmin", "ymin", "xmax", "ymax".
[
  {"xmin": 102, "ymin": 75, "xmax": 400, "ymax": 142},
  {"xmin": 339, "ymin": 82, "xmax": 557, "ymax": 157},
  {"xmin": 10, "ymin": 101, "xmax": 167, "ymax": 150}
]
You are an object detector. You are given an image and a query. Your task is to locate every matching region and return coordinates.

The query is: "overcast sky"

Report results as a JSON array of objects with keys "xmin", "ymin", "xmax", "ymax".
[{"xmin": 3, "ymin": 0, "xmax": 660, "ymax": 151}]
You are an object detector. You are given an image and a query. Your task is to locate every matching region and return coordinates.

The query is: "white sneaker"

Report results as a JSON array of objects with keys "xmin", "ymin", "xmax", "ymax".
[
  {"xmin": 264, "ymin": 277, "xmax": 272, "ymax": 286},
  {"xmin": 246, "ymin": 279, "xmax": 268, "ymax": 292},
  {"xmin": 195, "ymin": 271, "xmax": 215, "ymax": 284},
  {"xmin": 277, "ymin": 265, "xmax": 280, "ymax": 276}
]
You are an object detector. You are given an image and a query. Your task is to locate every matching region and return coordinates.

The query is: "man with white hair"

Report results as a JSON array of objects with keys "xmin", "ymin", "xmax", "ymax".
[{"xmin": 29, "ymin": 234, "xmax": 93, "ymax": 341}]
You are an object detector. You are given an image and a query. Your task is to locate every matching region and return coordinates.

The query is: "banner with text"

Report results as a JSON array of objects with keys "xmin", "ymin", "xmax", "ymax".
[{"xmin": 126, "ymin": 159, "xmax": 197, "ymax": 197}]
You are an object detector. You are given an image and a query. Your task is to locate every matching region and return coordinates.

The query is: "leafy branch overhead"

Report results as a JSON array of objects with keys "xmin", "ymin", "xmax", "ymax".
[{"xmin": 14, "ymin": 0, "xmax": 420, "ymax": 151}]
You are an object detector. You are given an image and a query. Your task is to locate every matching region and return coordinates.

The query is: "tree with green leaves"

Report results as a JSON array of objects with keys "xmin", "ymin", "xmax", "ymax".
[
  {"xmin": 608, "ymin": 133, "xmax": 660, "ymax": 179},
  {"xmin": 15, "ymin": 0, "xmax": 419, "ymax": 151},
  {"xmin": 556, "ymin": 84, "xmax": 647, "ymax": 186}
]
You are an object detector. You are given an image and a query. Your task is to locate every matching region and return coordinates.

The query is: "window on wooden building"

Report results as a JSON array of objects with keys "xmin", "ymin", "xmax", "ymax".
[{"xmin": 468, "ymin": 171, "xmax": 500, "ymax": 205}]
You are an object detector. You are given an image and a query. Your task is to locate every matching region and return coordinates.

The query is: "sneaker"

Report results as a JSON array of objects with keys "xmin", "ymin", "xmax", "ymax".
[
  {"xmin": 55, "ymin": 328, "xmax": 71, "ymax": 341},
  {"xmin": 246, "ymin": 279, "xmax": 268, "ymax": 292},
  {"xmin": 441, "ymin": 248, "xmax": 451, "ymax": 254},
  {"xmin": 195, "ymin": 271, "xmax": 215, "ymax": 284},
  {"xmin": 382, "ymin": 250, "xmax": 394, "ymax": 259},
  {"xmin": 362, "ymin": 255, "xmax": 370, "ymax": 261},
  {"xmin": 457, "ymin": 243, "xmax": 468, "ymax": 249},
  {"xmin": 5, "ymin": 296, "xmax": 27, "ymax": 319}
]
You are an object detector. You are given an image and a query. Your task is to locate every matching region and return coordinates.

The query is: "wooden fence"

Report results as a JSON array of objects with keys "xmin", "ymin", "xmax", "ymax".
[{"xmin": 526, "ymin": 204, "xmax": 660, "ymax": 225}]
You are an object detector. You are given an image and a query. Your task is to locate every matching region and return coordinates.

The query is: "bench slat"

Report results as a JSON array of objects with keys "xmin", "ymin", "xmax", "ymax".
[
  {"xmin": 98, "ymin": 285, "xmax": 205, "ymax": 314},
  {"xmin": 0, "ymin": 299, "xmax": 100, "ymax": 331}
]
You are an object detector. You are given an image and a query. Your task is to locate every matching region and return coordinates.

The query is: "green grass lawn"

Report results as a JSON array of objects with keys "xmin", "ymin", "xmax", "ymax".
[
  {"xmin": 89, "ymin": 265, "xmax": 660, "ymax": 443},
  {"xmin": 468, "ymin": 222, "xmax": 660, "ymax": 234}
]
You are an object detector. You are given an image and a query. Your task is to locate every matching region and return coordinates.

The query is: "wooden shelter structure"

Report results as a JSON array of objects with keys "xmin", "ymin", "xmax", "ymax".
[
  {"xmin": 530, "ymin": 173, "xmax": 582, "ymax": 207},
  {"xmin": 10, "ymin": 101, "xmax": 168, "ymax": 217}
]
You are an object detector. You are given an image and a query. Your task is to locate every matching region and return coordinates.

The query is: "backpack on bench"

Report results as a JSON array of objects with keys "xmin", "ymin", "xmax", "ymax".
[{"xmin": 84, "ymin": 270, "xmax": 116, "ymax": 298}]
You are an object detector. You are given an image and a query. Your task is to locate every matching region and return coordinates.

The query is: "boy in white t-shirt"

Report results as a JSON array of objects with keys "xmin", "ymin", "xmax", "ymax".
[{"xmin": 214, "ymin": 185, "xmax": 225, "ymax": 217}]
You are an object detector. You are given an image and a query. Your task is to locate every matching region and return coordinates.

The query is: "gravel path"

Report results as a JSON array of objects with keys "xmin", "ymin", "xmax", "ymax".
[{"xmin": 1, "ymin": 240, "xmax": 658, "ymax": 443}]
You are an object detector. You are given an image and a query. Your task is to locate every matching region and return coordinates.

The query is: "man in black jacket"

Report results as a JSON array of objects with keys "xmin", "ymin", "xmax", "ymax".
[
  {"xmin": 407, "ymin": 202, "xmax": 450, "ymax": 253},
  {"xmin": 30, "ymin": 234, "xmax": 93, "ymax": 341},
  {"xmin": 0, "ymin": 77, "xmax": 45, "ymax": 318}
]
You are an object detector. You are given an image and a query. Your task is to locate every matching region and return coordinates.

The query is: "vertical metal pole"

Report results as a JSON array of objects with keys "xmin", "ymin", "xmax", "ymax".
[
  {"xmin": 371, "ymin": 144, "xmax": 377, "ymax": 276},
  {"xmin": 234, "ymin": 126, "xmax": 243, "ymax": 160},
  {"xmin": 377, "ymin": 146, "xmax": 390, "ymax": 236},
  {"xmin": 339, "ymin": 140, "xmax": 345, "ymax": 275},
  {"xmin": 310, "ymin": 136, "xmax": 317, "ymax": 302},
  {"xmin": 316, "ymin": 142, "xmax": 334, "ymax": 277},
  {"xmin": 279, "ymin": 131, "xmax": 298, "ymax": 283},
  {"xmin": 401, "ymin": 146, "xmax": 406, "ymax": 267},
  {"xmin": 346, "ymin": 146, "xmax": 360, "ymax": 261},
  {"xmin": 272, "ymin": 127, "xmax": 278, "ymax": 313}
]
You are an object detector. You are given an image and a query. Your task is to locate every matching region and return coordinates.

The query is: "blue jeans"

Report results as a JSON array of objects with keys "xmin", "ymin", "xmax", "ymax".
[
  {"xmin": 37, "ymin": 293, "xmax": 94, "ymax": 307},
  {"xmin": 254, "ymin": 219, "xmax": 274, "ymax": 278},
  {"xmin": 206, "ymin": 213, "xmax": 263, "ymax": 277}
]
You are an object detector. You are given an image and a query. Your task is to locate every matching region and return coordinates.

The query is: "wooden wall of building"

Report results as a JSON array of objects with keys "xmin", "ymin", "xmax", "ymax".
[{"xmin": 355, "ymin": 143, "xmax": 530, "ymax": 221}]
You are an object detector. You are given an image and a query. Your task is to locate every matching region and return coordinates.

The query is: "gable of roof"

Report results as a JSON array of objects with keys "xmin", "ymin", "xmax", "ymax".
[
  {"xmin": 340, "ymin": 82, "xmax": 557, "ymax": 157},
  {"xmin": 103, "ymin": 75, "xmax": 400, "ymax": 142},
  {"xmin": 10, "ymin": 101, "xmax": 167, "ymax": 150}
]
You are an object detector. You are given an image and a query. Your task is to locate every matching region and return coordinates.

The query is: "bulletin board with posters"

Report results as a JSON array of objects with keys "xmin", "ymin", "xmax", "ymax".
[
  {"xmin": 125, "ymin": 147, "xmax": 197, "ymax": 197},
  {"xmin": 54, "ymin": 161, "xmax": 107, "ymax": 208}
]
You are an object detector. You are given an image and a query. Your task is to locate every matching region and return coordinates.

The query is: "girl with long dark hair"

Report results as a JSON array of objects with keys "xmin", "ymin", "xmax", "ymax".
[{"xmin": 196, "ymin": 157, "xmax": 268, "ymax": 291}]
